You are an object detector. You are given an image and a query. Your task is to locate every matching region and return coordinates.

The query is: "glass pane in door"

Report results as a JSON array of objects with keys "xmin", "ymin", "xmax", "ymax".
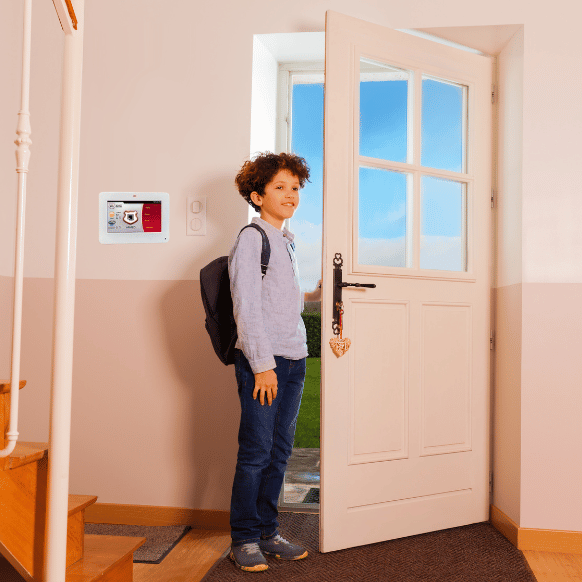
[
  {"xmin": 359, "ymin": 59, "xmax": 410, "ymax": 163},
  {"xmin": 358, "ymin": 166, "xmax": 411, "ymax": 268},
  {"xmin": 421, "ymin": 77, "xmax": 466, "ymax": 173},
  {"xmin": 420, "ymin": 175, "xmax": 466, "ymax": 271}
]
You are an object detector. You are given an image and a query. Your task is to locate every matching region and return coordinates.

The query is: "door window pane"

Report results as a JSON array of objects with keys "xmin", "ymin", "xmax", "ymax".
[
  {"xmin": 421, "ymin": 77, "xmax": 466, "ymax": 173},
  {"xmin": 360, "ymin": 59, "xmax": 410, "ymax": 163},
  {"xmin": 420, "ymin": 176, "xmax": 465, "ymax": 271},
  {"xmin": 358, "ymin": 167, "xmax": 410, "ymax": 268}
]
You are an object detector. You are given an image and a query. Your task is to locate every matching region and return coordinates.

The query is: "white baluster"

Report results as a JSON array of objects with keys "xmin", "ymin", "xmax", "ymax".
[{"xmin": 0, "ymin": 0, "xmax": 32, "ymax": 459}]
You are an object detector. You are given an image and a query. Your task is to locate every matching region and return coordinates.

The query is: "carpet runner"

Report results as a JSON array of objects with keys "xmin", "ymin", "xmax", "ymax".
[{"xmin": 202, "ymin": 512, "xmax": 536, "ymax": 581}]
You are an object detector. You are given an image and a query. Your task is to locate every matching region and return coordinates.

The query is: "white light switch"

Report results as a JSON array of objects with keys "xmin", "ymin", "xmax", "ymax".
[{"xmin": 187, "ymin": 196, "xmax": 206, "ymax": 235}]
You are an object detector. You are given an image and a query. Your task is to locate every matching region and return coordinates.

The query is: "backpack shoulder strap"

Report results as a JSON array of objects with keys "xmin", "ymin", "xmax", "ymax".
[{"xmin": 239, "ymin": 223, "xmax": 271, "ymax": 278}]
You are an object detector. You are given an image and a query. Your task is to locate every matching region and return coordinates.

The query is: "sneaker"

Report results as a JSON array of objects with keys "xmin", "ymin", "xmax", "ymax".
[
  {"xmin": 259, "ymin": 533, "xmax": 308, "ymax": 561},
  {"xmin": 230, "ymin": 542, "xmax": 269, "ymax": 572}
]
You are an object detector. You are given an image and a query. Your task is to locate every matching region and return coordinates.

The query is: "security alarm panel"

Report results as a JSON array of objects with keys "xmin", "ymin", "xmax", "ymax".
[{"xmin": 99, "ymin": 192, "xmax": 170, "ymax": 244}]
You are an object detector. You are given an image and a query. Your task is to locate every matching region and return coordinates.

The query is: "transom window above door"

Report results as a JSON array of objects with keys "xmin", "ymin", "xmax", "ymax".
[{"xmin": 355, "ymin": 56, "xmax": 472, "ymax": 277}]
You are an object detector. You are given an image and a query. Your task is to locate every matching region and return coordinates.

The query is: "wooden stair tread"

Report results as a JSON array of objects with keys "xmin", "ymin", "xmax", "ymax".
[
  {"xmin": 69, "ymin": 494, "xmax": 98, "ymax": 517},
  {"xmin": 66, "ymin": 534, "xmax": 146, "ymax": 582},
  {"xmin": 0, "ymin": 381, "xmax": 26, "ymax": 394},
  {"xmin": 1, "ymin": 441, "xmax": 48, "ymax": 471}
]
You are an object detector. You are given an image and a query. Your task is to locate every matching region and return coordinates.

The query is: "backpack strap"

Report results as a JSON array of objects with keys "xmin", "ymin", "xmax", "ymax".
[{"xmin": 239, "ymin": 223, "xmax": 271, "ymax": 279}]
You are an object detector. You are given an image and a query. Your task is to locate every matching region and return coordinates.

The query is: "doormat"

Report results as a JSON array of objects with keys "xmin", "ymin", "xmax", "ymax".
[
  {"xmin": 84, "ymin": 523, "xmax": 191, "ymax": 564},
  {"xmin": 303, "ymin": 488, "xmax": 320, "ymax": 504},
  {"xmin": 201, "ymin": 512, "xmax": 537, "ymax": 582}
]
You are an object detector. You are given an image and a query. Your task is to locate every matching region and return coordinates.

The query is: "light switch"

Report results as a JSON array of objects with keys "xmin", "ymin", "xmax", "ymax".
[{"xmin": 187, "ymin": 196, "xmax": 206, "ymax": 235}]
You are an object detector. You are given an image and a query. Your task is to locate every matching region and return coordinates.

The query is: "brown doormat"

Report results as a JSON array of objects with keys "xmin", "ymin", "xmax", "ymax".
[
  {"xmin": 202, "ymin": 512, "xmax": 537, "ymax": 581},
  {"xmin": 84, "ymin": 523, "xmax": 191, "ymax": 564}
]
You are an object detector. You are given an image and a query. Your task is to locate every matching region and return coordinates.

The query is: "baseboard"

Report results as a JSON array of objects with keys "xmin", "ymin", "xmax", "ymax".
[
  {"xmin": 490, "ymin": 504, "xmax": 582, "ymax": 554},
  {"xmin": 85, "ymin": 503, "xmax": 230, "ymax": 531},
  {"xmin": 86, "ymin": 502, "xmax": 581, "ymax": 552}
]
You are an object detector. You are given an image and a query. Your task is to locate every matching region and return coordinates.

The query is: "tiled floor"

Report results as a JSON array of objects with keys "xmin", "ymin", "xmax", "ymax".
[{"xmin": 284, "ymin": 447, "xmax": 320, "ymax": 503}]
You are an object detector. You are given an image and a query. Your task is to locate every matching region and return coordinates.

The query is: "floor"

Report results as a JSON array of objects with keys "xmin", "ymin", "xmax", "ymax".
[
  {"xmin": 133, "ymin": 528, "xmax": 231, "ymax": 582},
  {"xmin": 0, "ymin": 448, "xmax": 579, "ymax": 581},
  {"xmin": 132, "ymin": 526, "xmax": 582, "ymax": 582},
  {"xmin": 2, "ymin": 523, "xmax": 582, "ymax": 581}
]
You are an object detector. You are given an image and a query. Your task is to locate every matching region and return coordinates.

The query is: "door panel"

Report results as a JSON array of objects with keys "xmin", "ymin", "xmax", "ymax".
[
  {"xmin": 420, "ymin": 302, "xmax": 471, "ymax": 452},
  {"xmin": 349, "ymin": 299, "xmax": 408, "ymax": 463},
  {"xmin": 321, "ymin": 11, "xmax": 492, "ymax": 552}
]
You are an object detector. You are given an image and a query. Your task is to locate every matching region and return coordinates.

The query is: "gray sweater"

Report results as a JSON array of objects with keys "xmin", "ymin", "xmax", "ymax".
[{"xmin": 228, "ymin": 217, "xmax": 308, "ymax": 374}]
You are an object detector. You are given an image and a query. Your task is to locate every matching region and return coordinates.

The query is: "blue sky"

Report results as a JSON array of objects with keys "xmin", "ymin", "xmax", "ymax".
[
  {"xmin": 290, "ymin": 70, "xmax": 466, "ymax": 288},
  {"xmin": 290, "ymin": 83, "xmax": 324, "ymax": 291}
]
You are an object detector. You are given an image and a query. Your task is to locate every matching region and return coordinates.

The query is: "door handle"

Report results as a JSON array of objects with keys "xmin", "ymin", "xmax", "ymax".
[
  {"xmin": 337, "ymin": 282, "xmax": 376, "ymax": 288},
  {"xmin": 332, "ymin": 253, "xmax": 376, "ymax": 335}
]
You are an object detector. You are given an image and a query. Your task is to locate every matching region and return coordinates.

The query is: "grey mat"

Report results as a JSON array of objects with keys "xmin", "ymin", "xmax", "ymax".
[
  {"xmin": 303, "ymin": 487, "xmax": 320, "ymax": 504},
  {"xmin": 84, "ymin": 523, "xmax": 191, "ymax": 564}
]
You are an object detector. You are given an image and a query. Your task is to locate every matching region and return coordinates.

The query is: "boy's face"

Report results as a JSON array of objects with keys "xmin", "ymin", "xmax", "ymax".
[{"xmin": 251, "ymin": 169, "xmax": 300, "ymax": 230}]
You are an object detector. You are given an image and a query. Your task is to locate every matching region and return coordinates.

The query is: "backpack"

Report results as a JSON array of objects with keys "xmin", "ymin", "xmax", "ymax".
[{"xmin": 200, "ymin": 223, "xmax": 270, "ymax": 365}]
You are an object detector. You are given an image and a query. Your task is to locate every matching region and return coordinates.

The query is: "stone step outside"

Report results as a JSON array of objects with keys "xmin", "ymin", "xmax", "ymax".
[{"xmin": 284, "ymin": 447, "xmax": 320, "ymax": 504}]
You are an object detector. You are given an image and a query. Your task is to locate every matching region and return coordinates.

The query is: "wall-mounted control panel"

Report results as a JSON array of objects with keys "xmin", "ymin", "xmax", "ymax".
[
  {"xmin": 99, "ymin": 192, "xmax": 170, "ymax": 244},
  {"xmin": 187, "ymin": 196, "xmax": 206, "ymax": 235}
]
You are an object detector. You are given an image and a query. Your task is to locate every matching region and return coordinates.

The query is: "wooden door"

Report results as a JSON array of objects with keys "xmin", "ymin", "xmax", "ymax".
[{"xmin": 320, "ymin": 11, "xmax": 493, "ymax": 552}]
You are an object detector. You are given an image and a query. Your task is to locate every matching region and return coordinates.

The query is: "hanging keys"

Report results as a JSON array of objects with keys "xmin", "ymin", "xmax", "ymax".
[
  {"xmin": 329, "ymin": 301, "xmax": 351, "ymax": 357},
  {"xmin": 329, "ymin": 252, "xmax": 374, "ymax": 358}
]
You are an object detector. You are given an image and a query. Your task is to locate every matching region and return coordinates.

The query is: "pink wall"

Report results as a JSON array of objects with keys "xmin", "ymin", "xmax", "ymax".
[
  {"xmin": 521, "ymin": 283, "xmax": 582, "ymax": 531},
  {"xmin": 0, "ymin": 274, "xmax": 240, "ymax": 507},
  {"xmin": 493, "ymin": 284, "xmax": 522, "ymax": 524},
  {"xmin": 1, "ymin": 0, "xmax": 582, "ymax": 531}
]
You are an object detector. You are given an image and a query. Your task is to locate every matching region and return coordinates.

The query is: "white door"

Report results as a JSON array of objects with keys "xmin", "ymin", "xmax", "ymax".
[{"xmin": 320, "ymin": 11, "xmax": 493, "ymax": 552}]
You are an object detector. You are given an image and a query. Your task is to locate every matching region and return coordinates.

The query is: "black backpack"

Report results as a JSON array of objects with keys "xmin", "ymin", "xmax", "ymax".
[{"xmin": 200, "ymin": 223, "xmax": 270, "ymax": 365}]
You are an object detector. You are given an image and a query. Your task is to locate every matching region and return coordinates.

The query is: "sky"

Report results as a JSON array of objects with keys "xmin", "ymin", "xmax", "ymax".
[{"xmin": 290, "ymin": 67, "xmax": 467, "ymax": 291}]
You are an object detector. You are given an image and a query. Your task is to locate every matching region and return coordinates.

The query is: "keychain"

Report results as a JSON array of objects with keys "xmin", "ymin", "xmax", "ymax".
[{"xmin": 329, "ymin": 301, "xmax": 351, "ymax": 357}]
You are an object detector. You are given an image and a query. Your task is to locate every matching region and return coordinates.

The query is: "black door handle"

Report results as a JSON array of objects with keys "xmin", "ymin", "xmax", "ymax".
[
  {"xmin": 338, "ymin": 282, "xmax": 377, "ymax": 288},
  {"xmin": 332, "ymin": 253, "xmax": 376, "ymax": 335}
]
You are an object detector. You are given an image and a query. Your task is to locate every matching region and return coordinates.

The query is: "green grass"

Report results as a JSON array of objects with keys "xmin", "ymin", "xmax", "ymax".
[{"xmin": 293, "ymin": 357, "xmax": 321, "ymax": 448}]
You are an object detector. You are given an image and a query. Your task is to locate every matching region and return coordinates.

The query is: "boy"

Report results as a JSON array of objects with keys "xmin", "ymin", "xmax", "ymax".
[{"xmin": 228, "ymin": 152, "xmax": 322, "ymax": 572}]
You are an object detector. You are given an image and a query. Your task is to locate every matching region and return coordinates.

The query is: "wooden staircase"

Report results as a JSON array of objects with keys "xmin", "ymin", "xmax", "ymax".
[{"xmin": 0, "ymin": 381, "xmax": 146, "ymax": 581}]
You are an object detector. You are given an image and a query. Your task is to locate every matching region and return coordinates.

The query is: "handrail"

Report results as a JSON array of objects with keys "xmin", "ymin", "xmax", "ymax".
[
  {"xmin": 51, "ymin": 0, "xmax": 78, "ymax": 33},
  {"xmin": 0, "ymin": 0, "xmax": 32, "ymax": 459}
]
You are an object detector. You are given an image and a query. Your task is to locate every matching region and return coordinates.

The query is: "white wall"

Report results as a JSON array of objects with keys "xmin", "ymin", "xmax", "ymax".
[
  {"xmin": 496, "ymin": 29, "xmax": 523, "ymax": 291},
  {"xmin": 250, "ymin": 36, "xmax": 278, "ymax": 156}
]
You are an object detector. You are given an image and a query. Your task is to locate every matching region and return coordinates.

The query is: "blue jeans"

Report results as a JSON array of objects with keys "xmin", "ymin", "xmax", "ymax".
[{"xmin": 230, "ymin": 349, "xmax": 306, "ymax": 546}]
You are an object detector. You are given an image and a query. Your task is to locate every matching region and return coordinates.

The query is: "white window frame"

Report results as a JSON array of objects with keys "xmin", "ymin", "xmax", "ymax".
[
  {"xmin": 276, "ymin": 61, "xmax": 324, "ymax": 511},
  {"xmin": 276, "ymin": 62, "xmax": 324, "ymax": 233},
  {"xmin": 276, "ymin": 62, "xmax": 324, "ymax": 155}
]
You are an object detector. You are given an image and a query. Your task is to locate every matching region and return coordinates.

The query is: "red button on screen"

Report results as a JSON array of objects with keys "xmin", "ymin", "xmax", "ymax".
[{"xmin": 142, "ymin": 203, "xmax": 162, "ymax": 232}]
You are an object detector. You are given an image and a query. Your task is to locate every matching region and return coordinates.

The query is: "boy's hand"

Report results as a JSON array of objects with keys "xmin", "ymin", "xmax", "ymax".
[{"xmin": 254, "ymin": 369, "xmax": 278, "ymax": 406}]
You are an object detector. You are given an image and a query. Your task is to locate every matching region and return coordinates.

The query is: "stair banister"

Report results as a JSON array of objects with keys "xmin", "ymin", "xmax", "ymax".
[
  {"xmin": 0, "ymin": 0, "xmax": 33, "ymax": 460},
  {"xmin": 44, "ymin": 1, "xmax": 84, "ymax": 581}
]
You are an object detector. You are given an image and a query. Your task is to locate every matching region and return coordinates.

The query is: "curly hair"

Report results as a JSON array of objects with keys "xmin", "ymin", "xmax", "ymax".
[{"xmin": 235, "ymin": 152, "xmax": 310, "ymax": 213}]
